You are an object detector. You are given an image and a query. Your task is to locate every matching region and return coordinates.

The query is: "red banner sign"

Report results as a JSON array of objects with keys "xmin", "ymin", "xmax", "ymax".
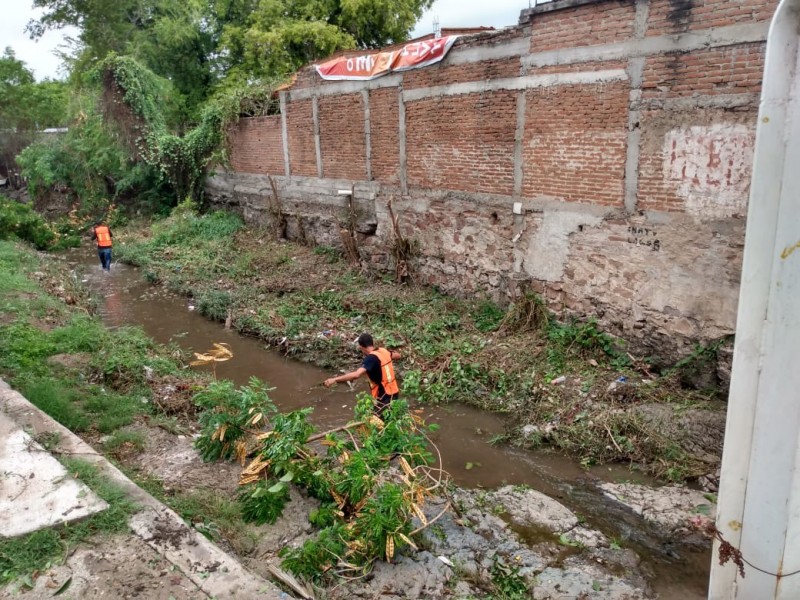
[{"xmin": 316, "ymin": 36, "xmax": 459, "ymax": 81}]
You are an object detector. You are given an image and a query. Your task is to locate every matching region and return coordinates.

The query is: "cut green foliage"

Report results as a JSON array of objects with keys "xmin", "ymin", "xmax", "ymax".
[
  {"xmin": 193, "ymin": 377, "xmax": 277, "ymax": 462},
  {"xmin": 238, "ymin": 478, "xmax": 291, "ymax": 525},
  {"xmin": 189, "ymin": 380, "xmax": 446, "ymax": 582}
]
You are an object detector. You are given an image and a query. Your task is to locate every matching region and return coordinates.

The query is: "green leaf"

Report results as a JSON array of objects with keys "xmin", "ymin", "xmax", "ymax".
[
  {"xmin": 279, "ymin": 472, "xmax": 293, "ymax": 483},
  {"xmin": 268, "ymin": 482, "xmax": 286, "ymax": 493}
]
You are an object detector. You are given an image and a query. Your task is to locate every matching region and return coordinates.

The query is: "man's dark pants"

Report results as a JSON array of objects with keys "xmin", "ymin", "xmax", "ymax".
[{"xmin": 98, "ymin": 248, "xmax": 112, "ymax": 271}]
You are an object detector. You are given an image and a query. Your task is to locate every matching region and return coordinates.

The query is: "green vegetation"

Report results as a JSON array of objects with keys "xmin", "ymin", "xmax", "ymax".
[
  {"xmin": 0, "ymin": 197, "xmax": 79, "ymax": 251},
  {"xmin": 489, "ymin": 555, "xmax": 531, "ymax": 600},
  {"xmin": 0, "ymin": 238, "xmax": 193, "ymax": 443},
  {"xmin": 187, "ymin": 371, "xmax": 444, "ymax": 582},
  {"xmin": 0, "ymin": 459, "xmax": 136, "ymax": 586},
  {"xmin": 10, "ymin": 0, "xmax": 436, "ymax": 219},
  {"xmin": 117, "ymin": 208, "xmax": 725, "ymax": 481}
]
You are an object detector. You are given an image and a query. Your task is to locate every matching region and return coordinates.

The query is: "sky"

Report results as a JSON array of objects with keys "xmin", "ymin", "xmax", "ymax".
[{"xmin": 2, "ymin": 0, "xmax": 534, "ymax": 81}]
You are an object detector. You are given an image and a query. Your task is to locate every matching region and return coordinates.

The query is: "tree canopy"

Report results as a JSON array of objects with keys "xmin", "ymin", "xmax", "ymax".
[
  {"xmin": 0, "ymin": 47, "xmax": 68, "ymax": 132},
  {"xmin": 13, "ymin": 0, "xmax": 433, "ymax": 213},
  {"xmin": 28, "ymin": 0, "xmax": 434, "ymax": 113}
]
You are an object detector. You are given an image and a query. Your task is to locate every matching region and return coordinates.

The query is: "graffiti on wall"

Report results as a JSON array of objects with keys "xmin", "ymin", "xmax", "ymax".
[
  {"xmin": 663, "ymin": 123, "xmax": 755, "ymax": 220},
  {"xmin": 627, "ymin": 226, "xmax": 661, "ymax": 251}
]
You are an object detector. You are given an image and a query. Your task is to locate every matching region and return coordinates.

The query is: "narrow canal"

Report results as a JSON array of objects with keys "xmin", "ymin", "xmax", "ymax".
[{"xmin": 68, "ymin": 251, "xmax": 711, "ymax": 599}]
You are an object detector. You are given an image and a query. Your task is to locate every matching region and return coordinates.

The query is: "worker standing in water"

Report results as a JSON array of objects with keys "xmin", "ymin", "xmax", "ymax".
[
  {"xmin": 91, "ymin": 221, "xmax": 113, "ymax": 272},
  {"xmin": 324, "ymin": 333, "xmax": 401, "ymax": 416}
]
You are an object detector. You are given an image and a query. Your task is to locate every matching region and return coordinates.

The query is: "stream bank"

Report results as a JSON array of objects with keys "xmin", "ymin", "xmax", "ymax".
[
  {"xmin": 0, "ymin": 238, "xmax": 714, "ymax": 599},
  {"xmin": 74, "ymin": 247, "xmax": 712, "ymax": 598},
  {"xmin": 115, "ymin": 208, "xmax": 727, "ymax": 485}
]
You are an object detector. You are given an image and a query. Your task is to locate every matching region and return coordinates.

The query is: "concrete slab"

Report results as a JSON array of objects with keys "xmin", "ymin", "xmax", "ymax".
[
  {"xmin": 0, "ymin": 378, "xmax": 282, "ymax": 598},
  {"xmin": 0, "ymin": 412, "xmax": 108, "ymax": 538}
]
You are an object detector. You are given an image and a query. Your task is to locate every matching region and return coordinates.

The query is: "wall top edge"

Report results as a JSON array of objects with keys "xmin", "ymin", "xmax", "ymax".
[{"xmin": 519, "ymin": 0, "xmax": 624, "ymax": 22}]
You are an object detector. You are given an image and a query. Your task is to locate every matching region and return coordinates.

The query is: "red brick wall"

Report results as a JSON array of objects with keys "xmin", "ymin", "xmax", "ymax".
[
  {"xmin": 646, "ymin": 0, "xmax": 778, "ymax": 36},
  {"xmin": 286, "ymin": 99, "xmax": 317, "ymax": 177},
  {"xmin": 521, "ymin": 81, "xmax": 629, "ymax": 206},
  {"xmin": 637, "ymin": 111, "xmax": 757, "ymax": 213},
  {"xmin": 406, "ymin": 91, "xmax": 518, "ymax": 195},
  {"xmin": 370, "ymin": 88, "xmax": 400, "ymax": 184},
  {"xmin": 318, "ymin": 93, "xmax": 367, "ymax": 180},
  {"xmin": 530, "ymin": 0, "xmax": 636, "ymax": 52},
  {"xmin": 225, "ymin": 0, "xmax": 771, "ymax": 216},
  {"xmin": 642, "ymin": 43, "xmax": 766, "ymax": 99},
  {"xmin": 403, "ymin": 58, "xmax": 521, "ymax": 90},
  {"xmin": 228, "ymin": 116, "xmax": 283, "ymax": 175}
]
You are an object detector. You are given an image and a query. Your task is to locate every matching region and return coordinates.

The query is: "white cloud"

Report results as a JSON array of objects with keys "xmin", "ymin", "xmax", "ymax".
[{"xmin": 0, "ymin": 4, "xmax": 77, "ymax": 81}]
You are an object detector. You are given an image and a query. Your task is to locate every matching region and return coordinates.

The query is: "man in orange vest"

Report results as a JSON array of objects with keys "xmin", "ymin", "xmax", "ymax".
[
  {"xmin": 91, "ymin": 221, "xmax": 113, "ymax": 271},
  {"xmin": 324, "ymin": 332, "xmax": 401, "ymax": 415}
]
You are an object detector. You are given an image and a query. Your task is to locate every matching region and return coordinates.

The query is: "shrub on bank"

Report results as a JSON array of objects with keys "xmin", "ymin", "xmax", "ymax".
[{"xmin": 0, "ymin": 197, "xmax": 81, "ymax": 250}]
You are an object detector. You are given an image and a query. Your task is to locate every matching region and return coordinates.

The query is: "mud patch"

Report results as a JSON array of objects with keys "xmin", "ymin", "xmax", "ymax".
[
  {"xmin": 130, "ymin": 424, "xmax": 240, "ymax": 495},
  {"xmin": 47, "ymin": 352, "xmax": 92, "ymax": 371},
  {"xmin": 0, "ymin": 534, "xmax": 205, "ymax": 600}
]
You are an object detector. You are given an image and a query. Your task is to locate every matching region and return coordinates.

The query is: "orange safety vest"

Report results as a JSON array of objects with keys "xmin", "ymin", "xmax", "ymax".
[
  {"xmin": 94, "ymin": 225, "xmax": 112, "ymax": 248},
  {"xmin": 368, "ymin": 348, "xmax": 399, "ymax": 398}
]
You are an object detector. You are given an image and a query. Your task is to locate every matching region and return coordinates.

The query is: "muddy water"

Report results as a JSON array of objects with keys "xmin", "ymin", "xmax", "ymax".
[{"xmin": 70, "ymin": 254, "xmax": 710, "ymax": 599}]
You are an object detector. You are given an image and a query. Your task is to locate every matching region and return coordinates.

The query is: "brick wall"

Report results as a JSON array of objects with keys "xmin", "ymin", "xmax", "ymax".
[
  {"xmin": 642, "ymin": 43, "xmax": 766, "ymax": 100},
  {"xmin": 406, "ymin": 91, "xmax": 518, "ymax": 195},
  {"xmin": 522, "ymin": 81, "xmax": 629, "ymax": 206},
  {"xmin": 286, "ymin": 99, "xmax": 316, "ymax": 177},
  {"xmin": 228, "ymin": 116, "xmax": 283, "ymax": 175},
  {"xmin": 369, "ymin": 88, "xmax": 401, "ymax": 184},
  {"xmin": 212, "ymin": 0, "xmax": 778, "ymax": 364},
  {"xmin": 529, "ymin": 0, "xmax": 636, "ymax": 52},
  {"xmin": 646, "ymin": 0, "xmax": 778, "ymax": 36},
  {"xmin": 318, "ymin": 93, "xmax": 367, "ymax": 180}
]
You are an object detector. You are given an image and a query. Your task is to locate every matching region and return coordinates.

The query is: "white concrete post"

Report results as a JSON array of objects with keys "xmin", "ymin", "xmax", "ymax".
[{"xmin": 709, "ymin": 0, "xmax": 800, "ymax": 598}]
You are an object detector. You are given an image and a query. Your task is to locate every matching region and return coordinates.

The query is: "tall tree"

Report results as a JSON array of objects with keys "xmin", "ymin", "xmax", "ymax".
[
  {"xmin": 28, "ymin": 0, "xmax": 215, "ymax": 120},
  {"xmin": 214, "ymin": 0, "xmax": 434, "ymax": 82},
  {"xmin": 29, "ymin": 0, "xmax": 435, "ymax": 95}
]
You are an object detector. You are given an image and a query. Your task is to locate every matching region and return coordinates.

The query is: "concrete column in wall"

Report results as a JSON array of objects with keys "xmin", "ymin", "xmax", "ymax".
[
  {"xmin": 399, "ymin": 88, "xmax": 408, "ymax": 195},
  {"xmin": 280, "ymin": 92, "xmax": 291, "ymax": 177},
  {"xmin": 362, "ymin": 90, "xmax": 373, "ymax": 181},
  {"xmin": 312, "ymin": 96, "xmax": 323, "ymax": 178},
  {"xmin": 623, "ymin": 0, "xmax": 650, "ymax": 213},
  {"xmin": 513, "ymin": 91, "xmax": 527, "ymax": 198},
  {"xmin": 515, "ymin": 30, "xmax": 532, "ymax": 198}
]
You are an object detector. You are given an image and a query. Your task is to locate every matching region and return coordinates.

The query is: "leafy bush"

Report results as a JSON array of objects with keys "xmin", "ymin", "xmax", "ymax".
[
  {"xmin": 197, "ymin": 289, "xmax": 232, "ymax": 321},
  {"xmin": 238, "ymin": 478, "xmax": 291, "ymax": 525},
  {"xmin": 193, "ymin": 377, "xmax": 277, "ymax": 462},
  {"xmin": 0, "ymin": 198, "xmax": 56, "ymax": 250}
]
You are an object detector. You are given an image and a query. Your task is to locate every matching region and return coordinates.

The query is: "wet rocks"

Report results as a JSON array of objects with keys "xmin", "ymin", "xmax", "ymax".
[
  {"xmin": 599, "ymin": 482, "xmax": 716, "ymax": 540},
  {"xmin": 330, "ymin": 488, "xmax": 654, "ymax": 599}
]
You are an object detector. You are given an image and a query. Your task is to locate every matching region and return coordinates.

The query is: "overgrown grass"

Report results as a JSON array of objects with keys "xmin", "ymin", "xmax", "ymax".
[
  {"xmin": 0, "ymin": 459, "xmax": 137, "ymax": 586},
  {"xmin": 0, "ymin": 239, "xmax": 189, "ymax": 442}
]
